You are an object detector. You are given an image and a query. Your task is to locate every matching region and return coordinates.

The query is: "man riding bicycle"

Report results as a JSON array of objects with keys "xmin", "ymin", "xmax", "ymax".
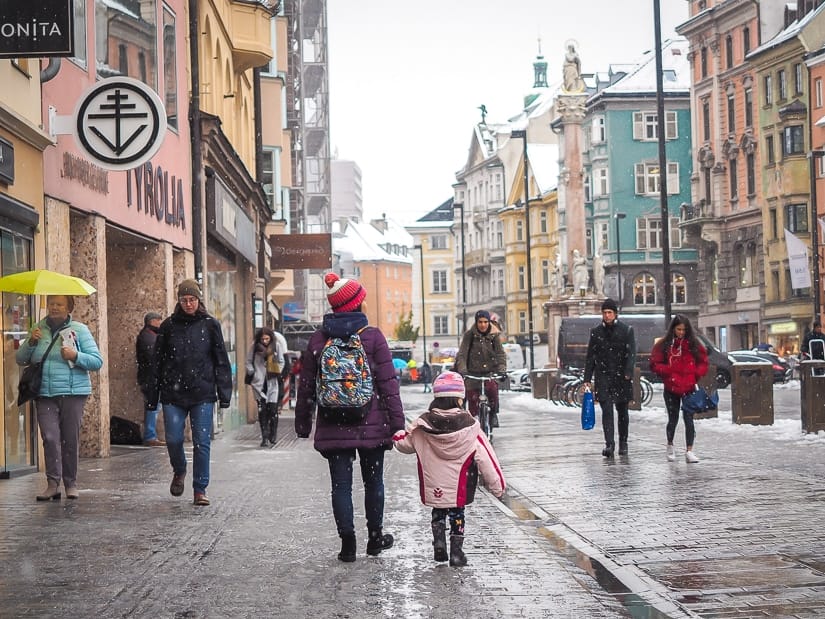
[{"xmin": 455, "ymin": 310, "xmax": 507, "ymax": 428}]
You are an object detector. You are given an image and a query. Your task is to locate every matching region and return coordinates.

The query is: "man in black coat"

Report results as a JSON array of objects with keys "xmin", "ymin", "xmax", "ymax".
[
  {"xmin": 136, "ymin": 312, "xmax": 164, "ymax": 446},
  {"xmin": 583, "ymin": 299, "xmax": 637, "ymax": 457}
]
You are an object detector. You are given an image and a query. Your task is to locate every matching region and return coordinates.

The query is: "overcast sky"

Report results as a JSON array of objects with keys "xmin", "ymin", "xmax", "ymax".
[{"xmin": 327, "ymin": 0, "xmax": 691, "ymax": 224}]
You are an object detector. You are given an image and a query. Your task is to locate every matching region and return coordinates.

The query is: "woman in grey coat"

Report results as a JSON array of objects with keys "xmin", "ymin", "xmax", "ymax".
[{"xmin": 245, "ymin": 326, "xmax": 285, "ymax": 447}]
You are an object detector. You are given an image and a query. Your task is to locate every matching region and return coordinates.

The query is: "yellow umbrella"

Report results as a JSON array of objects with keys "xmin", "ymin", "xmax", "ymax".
[{"xmin": 0, "ymin": 269, "xmax": 96, "ymax": 296}]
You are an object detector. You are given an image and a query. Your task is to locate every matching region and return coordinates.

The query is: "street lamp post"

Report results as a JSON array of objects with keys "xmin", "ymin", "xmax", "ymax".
[
  {"xmin": 615, "ymin": 212, "xmax": 627, "ymax": 309},
  {"xmin": 414, "ymin": 244, "xmax": 427, "ymax": 363},
  {"xmin": 453, "ymin": 202, "xmax": 467, "ymax": 337},
  {"xmin": 809, "ymin": 150, "xmax": 823, "ymax": 323},
  {"xmin": 512, "ymin": 129, "xmax": 534, "ymax": 370}
]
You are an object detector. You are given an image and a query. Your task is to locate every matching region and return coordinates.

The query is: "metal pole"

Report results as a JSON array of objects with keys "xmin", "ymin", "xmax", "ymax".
[
  {"xmin": 810, "ymin": 151, "xmax": 823, "ymax": 322},
  {"xmin": 415, "ymin": 245, "xmax": 428, "ymax": 363},
  {"xmin": 654, "ymin": 0, "xmax": 672, "ymax": 328},
  {"xmin": 522, "ymin": 135, "xmax": 535, "ymax": 370},
  {"xmin": 615, "ymin": 213, "xmax": 624, "ymax": 309},
  {"xmin": 459, "ymin": 203, "xmax": 467, "ymax": 332}
]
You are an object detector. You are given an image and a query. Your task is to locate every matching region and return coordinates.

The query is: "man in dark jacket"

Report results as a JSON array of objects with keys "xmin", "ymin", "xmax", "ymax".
[
  {"xmin": 295, "ymin": 272, "xmax": 405, "ymax": 563},
  {"xmin": 802, "ymin": 320, "xmax": 824, "ymax": 359},
  {"xmin": 147, "ymin": 279, "xmax": 232, "ymax": 507},
  {"xmin": 455, "ymin": 310, "xmax": 507, "ymax": 427},
  {"xmin": 583, "ymin": 298, "xmax": 637, "ymax": 457},
  {"xmin": 136, "ymin": 312, "xmax": 164, "ymax": 446}
]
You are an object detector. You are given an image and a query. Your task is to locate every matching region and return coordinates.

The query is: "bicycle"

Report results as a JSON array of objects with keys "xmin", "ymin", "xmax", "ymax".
[{"xmin": 464, "ymin": 374, "xmax": 503, "ymax": 441}]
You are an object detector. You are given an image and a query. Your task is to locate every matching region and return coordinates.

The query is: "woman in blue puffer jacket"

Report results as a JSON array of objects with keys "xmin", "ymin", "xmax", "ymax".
[{"xmin": 16, "ymin": 295, "xmax": 103, "ymax": 502}]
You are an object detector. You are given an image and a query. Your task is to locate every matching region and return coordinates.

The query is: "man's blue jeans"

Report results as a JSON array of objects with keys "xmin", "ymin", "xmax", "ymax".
[
  {"xmin": 163, "ymin": 402, "xmax": 214, "ymax": 494},
  {"xmin": 324, "ymin": 447, "xmax": 386, "ymax": 537},
  {"xmin": 143, "ymin": 403, "xmax": 160, "ymax": 441}
]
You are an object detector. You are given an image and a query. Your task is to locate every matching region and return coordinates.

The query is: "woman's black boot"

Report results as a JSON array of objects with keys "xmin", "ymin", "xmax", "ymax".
[
  {"xmin": 366, "ymin": 528, "xmax": 394, "ymax": 556},
  {"xmin": 338, "ymin": 533, "xmax": 356, "ymax": 562}
]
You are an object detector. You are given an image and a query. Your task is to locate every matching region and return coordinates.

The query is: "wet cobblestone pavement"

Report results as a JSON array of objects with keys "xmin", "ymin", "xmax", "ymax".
[{"xmin": 3, "ymin": 384, "xmax": 825, "ymax": 617}]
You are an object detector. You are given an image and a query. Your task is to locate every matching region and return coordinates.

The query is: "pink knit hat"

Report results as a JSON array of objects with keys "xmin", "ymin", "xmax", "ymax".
[
  {"xmin": 324, "ymin": 272, "xmax": 367, "ymax": 313},
  {"xmin": 433, "ymin": 371, "xmax": 465, "ymax": 399}
]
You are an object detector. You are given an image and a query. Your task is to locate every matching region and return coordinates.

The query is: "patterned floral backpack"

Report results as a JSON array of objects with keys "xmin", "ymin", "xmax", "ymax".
[{"xmin": 317, "ymin": 327, "xmax": 374, "ymax": 423}]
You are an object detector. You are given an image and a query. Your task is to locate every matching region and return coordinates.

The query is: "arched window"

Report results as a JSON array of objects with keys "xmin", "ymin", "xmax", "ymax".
[
  {"xmin": 633, "ymin": 273, "xmax": 657, "ymax": 305},
  {"xmin": 672, "ymin": 272, "xmax": 687, "ymax": 304}
]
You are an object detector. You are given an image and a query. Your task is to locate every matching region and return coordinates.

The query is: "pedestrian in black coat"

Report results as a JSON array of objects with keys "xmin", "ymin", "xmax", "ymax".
[
  {"xmin": 135, "ymin": 312, "xmax": 164, "ymax": 446},
  {"xmin": 583, "ymin": 298, "xmax": 636, "ymax": 457}
]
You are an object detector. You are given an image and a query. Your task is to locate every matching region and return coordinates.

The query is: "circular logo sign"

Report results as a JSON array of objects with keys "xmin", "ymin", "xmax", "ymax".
[{"xmin": 73, "ymin": 76, "xmax": 167, "ymax": 171}]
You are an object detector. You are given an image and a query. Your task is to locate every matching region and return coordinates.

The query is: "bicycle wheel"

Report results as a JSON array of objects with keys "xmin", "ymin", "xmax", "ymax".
[
  {"xmin": 640, "ymin": 377, "xmax": 654, "ymax": 407},
  {"xmin": 478, "ymin": 401, "xmax": 491, "ymax": 438}
]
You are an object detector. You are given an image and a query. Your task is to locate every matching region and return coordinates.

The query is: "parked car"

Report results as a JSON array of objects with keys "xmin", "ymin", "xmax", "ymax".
[
  {"xmin": 728, "ymin": 350, "xmax": 792, "ymax": 383},
  {"xmin": 507, "ymin": 368, "xmax": 531, "ymax": 392}
]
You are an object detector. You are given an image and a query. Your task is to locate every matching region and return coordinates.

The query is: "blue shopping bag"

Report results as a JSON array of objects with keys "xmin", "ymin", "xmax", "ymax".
[
  {"xmin": 681, "ymin": 386, "xmax": 718, "ymax": 414},
  {"xmin": 581, "ymin": 388, "xmax": 595, "ymax": 430}
]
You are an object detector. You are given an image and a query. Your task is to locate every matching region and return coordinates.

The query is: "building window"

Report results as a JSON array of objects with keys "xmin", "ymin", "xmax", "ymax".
[
  {"xmin": 541, "ymin": 259, "xmax": 550, "ymax": 286},
  {"xmin": 778, "ymin": 69, "xmax": 787, "ymax": 100},
  {"xmin": 539, "ymin": 211, "xmax": 547, "ymax": 233},
  {"xmin": 769, "ymin": 208, "xmax": 777, "ymax": 239},
  {"xmin": 701, "ymin": 47, "xmax": 708, "ymax": 78},
  {"xmin": 162, "ymin": 7, "xmax": 178, "ymax": 130},
  {"xmin": 736, "ymin": 243, "xmax": 757, "ymax": 287},
  {"xmin": 727, "ymin": 93, "xmax": 736, "ymax": 133},
  {"xmin": 584, "ymin": 174, "xmax": 592, "ymax": 202},
  {"xmin": 634, "ymin": 162, "xmax": 679, "ymax": 195},
  {"xmin": 702, "ymin": 101, "xmax": 710, "ymax": 141},
  {"xmin": 96, "ymin": 0, "xmax": 158, "ymax": 88},
  {"xmin": 703, "ymin": 168, "xmax": 712, "ymax": 205},
  {"xmin": 766, "ymin": 135, "xmax": 775, "ymax": 164},
  {"xmin": 672, "ymin": 272, "xmax": 687, "ymax": 304},
  {"xmin": 592, "ymin": 116, "xmax": 605, "ymax": 143},
  {"xmin": 594, "ymin": 168, "xmax": 609, "ymax": 196},
  {"xmin": 430, "ymin": 235, "xmax": 447, "ymax": 250},
  {"xmin": 745, "ymin": 88, "xmax": 753, "ymax": 127},
  {"xmin": 785, "ymin": 203, "xmax": 808, "ymax": 233},
  {"xmin": 710, "ymin": 251, "xmax": 719, "ymax": 301},
  {"xmin": 765, "ymin": 75, "xmax": 773, "ymax": 105},
  {"xmin": 518, "ymin": 311, "xmax": 527, "ymax": 334},
  {"xmin": 632, "ymin": 111, "xmax": 678, "ymax": 140},
  {"xmin": 725, "ymin": 35, "xmax": 733, "ymax": 69},
  {"xmin": 729, "ymin": 162, "xmax": 738, "ymax": 201},
  {"xmin": 782, "ymin": 125, "xmax": 804, "ymax": 155},
  {"xmin": 517, "ymin": 265, "xmax": 525, "ymax": 290},
  {"xmin": 599, "ymin": 222, "xmax": 610, "ymax": 250},
  {"xmin": 433, "ymin": 315, "xmax": 449, "ymax": 335},
  {"xmin": 817, "ymin": 78, "xmax": 823, "ymax": 108},
  {"xmin": 432, "ymin": 270, "xmax": 448, "ymax": 293},
  {"xmin": 636, "ymin": 217, "xmax": 681, "ymax": 249},
  {"xmin": 747, "ymin": 153, "xmax": 755, "ymax": 195},
  {"xmin": 795, "ymin": 63, "xmax": 803, "ymax": 95},
  {"xmin": 515, "ymin": 220, "xmax": 523, "ymax": 241},
  {"xmin": 771, "ymin": 269, "xmax": 780, "ymax": 302},
  {"xmin": 261, "ymin": 147, "xmax": 283, "ymax": 218},
  {"xmin": 743, "ymin": 26, "xmax": 751, "ymax": 56},
  {"xmin": 633, "ymin": 273, "xmax": 657, "ymax": 305},
  {"xmin": 72, "ymin": 0, "xmax": 87, "ymax": 65}
]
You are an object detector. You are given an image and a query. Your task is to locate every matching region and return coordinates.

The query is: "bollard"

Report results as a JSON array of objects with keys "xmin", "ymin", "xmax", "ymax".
[
  {"xmin": 694, "ymin": 364, "xmax": 719, "ymax": 420},
  {"xmin": 730, "ymin": 362, "xmax": 774, "ymax": 425},
  {"xmin": 629, "ymin": 367, "xmax": 642, "ymax": 411},
  {"xmin": 530, "ymin": 369, "xmax": 553, "ymax": 400},
  {"xmin": 800, "ymin": 360, "xmax": 825, "ymax": 433}
]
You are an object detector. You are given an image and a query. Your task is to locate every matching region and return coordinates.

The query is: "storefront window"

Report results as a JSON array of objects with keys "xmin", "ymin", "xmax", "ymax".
[
  {"xmin": 95, "ymin": 0, "xmax": 158, "ymax": 88},
  {"xmin": 1, "ymin": 231, "xmax": 35, "ymax": 473}
]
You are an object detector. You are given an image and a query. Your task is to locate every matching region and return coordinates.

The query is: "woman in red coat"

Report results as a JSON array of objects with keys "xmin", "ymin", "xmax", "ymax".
[{"xmin": 650, "ymin": 315, "xmax": 708, "ymax": 463}]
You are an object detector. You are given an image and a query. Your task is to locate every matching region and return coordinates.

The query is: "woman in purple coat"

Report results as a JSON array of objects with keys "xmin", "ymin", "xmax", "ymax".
[{"xmin": 295, "ymin": 273, "xmax": 406, "ymax": 562}]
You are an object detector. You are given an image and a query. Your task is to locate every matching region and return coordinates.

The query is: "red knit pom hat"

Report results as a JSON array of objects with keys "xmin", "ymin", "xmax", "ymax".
[
  {"xmin": 324, "ymin": 272, "xmax": 367, "ymax": 313},
  {"xmin": 432, "ymin": 371, "xmax": 465, "ymax": 399}
]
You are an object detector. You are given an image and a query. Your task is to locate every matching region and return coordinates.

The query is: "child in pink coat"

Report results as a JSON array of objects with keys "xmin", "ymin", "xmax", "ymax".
[{"xmin": 393, "ymin": 371, "xmax": 505, "ymax": 567}]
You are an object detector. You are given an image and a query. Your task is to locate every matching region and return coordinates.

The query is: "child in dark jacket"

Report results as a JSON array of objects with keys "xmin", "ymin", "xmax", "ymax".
[{"xmin": 394, "ymin": 371, "xmax": 505, "ymax": 566}]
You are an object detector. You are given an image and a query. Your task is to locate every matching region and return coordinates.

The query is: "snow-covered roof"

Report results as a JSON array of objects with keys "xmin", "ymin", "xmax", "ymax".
[
  {"xmin": 593, "ymin": 37, "xmax": 691, "ymax": 96},
  {"xmin": 748, "ymin": 2, "xmax": 824, "ymax": 58},
  {"xmin": 334, "ymin": 220, "xmax": 413, "ymax": 264}
]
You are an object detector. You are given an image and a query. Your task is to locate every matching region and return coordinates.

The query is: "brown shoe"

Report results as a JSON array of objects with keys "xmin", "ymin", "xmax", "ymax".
[
  {"xmin": 170, "ymin": 473, "xmax": 185, "ymax": 497},
  {"xmin": 36, "ymin": 480, "xmax": 61, "ymax": 502},
  {"xmin": 193, "ymin": 492, "xmax": 210, "ymax": 506},
  {"xmin": 143, "ymin": 438, "xmax": 166, "ymax": 447},
  {"xmin": 65, "ymin": 485, "xmax": 79, "ymax": 499}
]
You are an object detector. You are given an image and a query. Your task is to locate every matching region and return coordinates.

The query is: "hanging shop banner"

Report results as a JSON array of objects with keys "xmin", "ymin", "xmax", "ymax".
[
  {"xmin": 0, "ymin": 0, "xmax": 74, "ymax": 58},
  {"xmin": 785, "ymin": 228, "xmax": 812, "ymax": 289},
  {"xmin": 270, "ymin": 234, "xmax": 331, "ymax": 270}
]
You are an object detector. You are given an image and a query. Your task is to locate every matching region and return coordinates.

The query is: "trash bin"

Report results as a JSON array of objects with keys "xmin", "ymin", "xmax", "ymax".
[
  {"xmin": 694, "ymin": 364, "xmax": 719, "ymax": 420},
  {"xmin": 800, "ymin": 360, "xmax": 825, "ymax": 433},
  {"xmin": 730, "ymin": 362, "xmax": 773, "ymax": 425},
  {"xmin": 530, "ymin": 369, "xmax": 554, "ymax": 400},
  {"xmin": 629, "ymin": 367, "xmax": 642, "ymax": 411}
]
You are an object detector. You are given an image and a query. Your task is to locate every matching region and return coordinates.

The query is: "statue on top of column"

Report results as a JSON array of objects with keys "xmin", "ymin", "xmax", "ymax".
[{"xmin": 562, "ymin": 40, "xmax": 585, "ymax": 94}]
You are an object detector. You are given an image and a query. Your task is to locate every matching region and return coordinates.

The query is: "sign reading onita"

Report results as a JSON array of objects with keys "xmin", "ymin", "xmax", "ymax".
[{"xmin": 0, "ymin": 1, "xmax": 74, "ymax": 58}]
